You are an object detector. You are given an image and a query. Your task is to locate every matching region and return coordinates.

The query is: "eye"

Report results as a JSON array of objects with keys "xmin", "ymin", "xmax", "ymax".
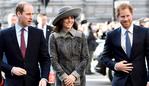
[{"xmin": 127, "ymin": 15, "xmax": 130, "ymax": 17}]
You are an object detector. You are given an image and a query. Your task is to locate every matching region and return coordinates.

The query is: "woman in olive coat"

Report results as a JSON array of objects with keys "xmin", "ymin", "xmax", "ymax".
[{"xmin": 48, "ymin": 6, "xmax": 89, "ymax": 86}]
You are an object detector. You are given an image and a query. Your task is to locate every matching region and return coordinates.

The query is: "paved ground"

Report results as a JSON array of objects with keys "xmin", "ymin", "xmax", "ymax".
[
  {"xmin": 86, "ymin": 73, "xmax": 111, "ymax": 86},
  {"xmin": 86, "ymin": 59, "xmax": 112, "ymax": 86}
]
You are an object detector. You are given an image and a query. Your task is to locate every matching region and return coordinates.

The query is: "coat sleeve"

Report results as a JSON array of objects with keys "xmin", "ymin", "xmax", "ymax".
[
  {"xmin": 100, "ymin": 32, "xmax": 116, "ymax": 70},
  {"xmin": 49, "ymin": 33, "xmax": 68, "ymax": 81},
  {"xmin": 145, "ymin": 29, "xmax": 149, "ymax": 81},
  {"xmin": 0, "ymin": 31, "xmax": 4, "ymax": 83},
  {"xmin": 38, "ymin": 31, "xmax": 51, "ymax": 79}
]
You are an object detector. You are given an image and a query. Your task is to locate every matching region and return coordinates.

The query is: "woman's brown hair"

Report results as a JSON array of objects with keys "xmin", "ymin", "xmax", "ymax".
[{"xmin": 54, "ymin": 17, "xmax": 78, "ymax": 32}]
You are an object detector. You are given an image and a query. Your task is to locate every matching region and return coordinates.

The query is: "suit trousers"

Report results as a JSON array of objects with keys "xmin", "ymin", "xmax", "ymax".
[
  {"xmin": 126, "ymin": 76, "xmax": 133, "ymax": 86},
  {"xmin": 4, "ymin": 78, "xmax": 25, "ymax": 86}
]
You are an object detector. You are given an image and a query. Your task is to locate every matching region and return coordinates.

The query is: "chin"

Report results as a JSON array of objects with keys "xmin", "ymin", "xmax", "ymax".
[
  {"xmin": 122, "ymin": 24, "xmax": 130, "ymax": 28},
  {"xmin": 66, "ymin": 27, "xmax": 72, "ymax": 29}
]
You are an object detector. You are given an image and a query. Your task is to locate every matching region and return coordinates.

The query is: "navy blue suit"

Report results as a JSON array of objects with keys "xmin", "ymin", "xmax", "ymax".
[
  {"xmin": 101, "ymin": 25, "xmax": 149, "ymax": 86},
  {"xmin": 0, "ymin": 26, "xmax": 50, "ymax": 86}
]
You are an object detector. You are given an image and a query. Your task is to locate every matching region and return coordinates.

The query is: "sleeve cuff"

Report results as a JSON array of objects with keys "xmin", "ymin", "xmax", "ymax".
[
  {"xmin": 113, "ymin": 62, "xmax": 117, "ymax": 71},
  {"xmin": 71, "ymin": 71, "xmax": 80, "ymax": 85},
  {"xmin": 71, "ymin": 71, "xmax": 80, "ymax": 79},
  {"xmin": 59, "ymin": 73, "xmax": 68, "ymax": 81},
  {"xmin": 114, "ymin": 63, "xmax": 117, "ymax": 71}
]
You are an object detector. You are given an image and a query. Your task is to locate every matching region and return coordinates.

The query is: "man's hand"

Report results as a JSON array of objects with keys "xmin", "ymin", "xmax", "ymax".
[
  {"xmin": 115, "ymin": 60, "xmax": 133, "ymax": 73},
  {"xmin": 0, "ymin": 79, "xmax": 4, "ymax": 86},
  {"xmin": 38, "ymin": 78, "xmax": 47, "ymax": 86},
  {"xmin": 11, "ymin": 67, "xmax": 27, "ymax": 76},
  {"xmin": 64, "ymin": 75, "xmax": 76, "ymax": 86},
  {"xmin": 146, "ymin": 82, "xmax": 149, "ymax": 86}
]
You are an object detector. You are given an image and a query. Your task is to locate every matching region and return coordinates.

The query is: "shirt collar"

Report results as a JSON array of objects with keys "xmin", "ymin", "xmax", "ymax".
[
  {"xmin": 121, "ymin": 23, "xmax": 133, "ymax": 35},
  {"xmin": 37, "ymin": 24, "xmax": 47, "ymax": 30},
  {"xmin": 15, "ymin": 23, "xmax": 28, "ymax": 33}
]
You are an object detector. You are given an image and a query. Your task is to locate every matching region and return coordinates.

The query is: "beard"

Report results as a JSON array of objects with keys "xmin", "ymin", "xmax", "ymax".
[{"xmin": 121, "ymin": 20, "xmax": 132, "ymax": 29}]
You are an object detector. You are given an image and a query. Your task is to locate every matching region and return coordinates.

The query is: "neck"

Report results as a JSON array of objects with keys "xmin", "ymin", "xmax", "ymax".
[
  {"xmin": 63, "ymin": 28, "xmax": 72, "ymax": 32},
  {"xmin": 18, "ymin": 22, "xmax": 27, "ymax": 28}
]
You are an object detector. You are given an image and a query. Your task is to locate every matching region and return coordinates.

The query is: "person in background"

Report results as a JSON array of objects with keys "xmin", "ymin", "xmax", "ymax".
[
  {"xmin": 49, "ymin": 6, "xmax": 89, "ymax": 86},
  {"xmin": 2, "ymin": 13, "xmax": 18, "ymax": 74},
  {"xmin": 2, "ymin": 13, "xmax": 17, "ymax": 65},
  {"xmin": 37, "ymin": 13, "xmax": 53, "ymax": 42},
  {"xmin": 0, "ymin": 23, "xmax": 4, "ymax": 85},
  {"xmin": 80, "ymin": 20, "xmax": 89, "ymax": 37},
  {"xmin": 139, "ymin": 17, "xmax": 146, "ymax": 27},
  {"xmin": 37, "ymin": 13, "xmax": 54, "ymax": 85},
  {"xmin": 139, "ymin": 17, "xmax": 149, "ymax": 28},
  {"xmin": 7, "ymin": 13, "xmax": 18, "ymax": 27},
  {"xmin": 86, "ymin": 23, "xmax": 98, "ymax": 75},
  {"xmin": 101, "ymin": 3, "xmax": 149, "ymax": 86},
  {"xmin": 0, "ymin": 23, "xmax": 2, "ymax": 30},
  {"xmin": 0, "ymin": 2, "xmax": 50, "ymax": 86}
]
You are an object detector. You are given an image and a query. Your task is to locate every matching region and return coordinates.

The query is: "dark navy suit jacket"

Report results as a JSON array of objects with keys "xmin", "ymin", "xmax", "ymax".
[
  {"xmin": 0, "ymin": 26, "xmax": 51, "ymax": 86},
  {"xmin": 101, "ymin": 25, "xmax": 149, "ymax": 86}
]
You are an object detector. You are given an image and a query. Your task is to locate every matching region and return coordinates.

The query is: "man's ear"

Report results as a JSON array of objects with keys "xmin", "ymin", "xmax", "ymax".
[{"xmin": 16, "ymin": 12, "xmax": 21, "ymax": 17}]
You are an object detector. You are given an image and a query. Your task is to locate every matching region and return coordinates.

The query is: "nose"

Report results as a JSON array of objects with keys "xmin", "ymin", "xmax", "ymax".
[{"xmin": 29, "ymin": 14, "xmax": 33, "ymax": 20}]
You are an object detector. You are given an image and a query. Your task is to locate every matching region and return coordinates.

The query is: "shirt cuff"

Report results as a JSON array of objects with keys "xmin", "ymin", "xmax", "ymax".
[
  {"xmin": 114, "ymin": 63, "xmax": 118, "ymax": 71},
  {"xmin": 11, "ymin": 68, "xmax": 14, "ymax": 76},
  {"xmin": 41, "ymin": 78, "xmax": 48, "ymax": 82}
]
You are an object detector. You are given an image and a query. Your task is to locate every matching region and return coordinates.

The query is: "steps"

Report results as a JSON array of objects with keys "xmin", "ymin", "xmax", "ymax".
[{"xmin": 0, "ymin": 0, "xmax": 148, "ymax": 25}]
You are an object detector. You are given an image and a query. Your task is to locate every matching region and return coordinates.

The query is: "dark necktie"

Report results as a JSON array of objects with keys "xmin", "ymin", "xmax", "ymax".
[
  {"xmin": 125, "ymin": 31, "xmax": 131, "ymax": 57},
  {"xmin": 20, "ymin": 28, "xmax": 26, "ymax": 58}
]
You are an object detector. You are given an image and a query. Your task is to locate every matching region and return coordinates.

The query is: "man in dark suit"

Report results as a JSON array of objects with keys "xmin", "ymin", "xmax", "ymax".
[
  {"xmin": 37, "ymin": 13, "xmax": 53, "ymax": 42},
  {"xmin": 0, "ymin": 2, "xmax": 50, "ymax": 86},
  {"xmin": 101, "ymin": 3, "xmax": 149, "ymax": 86},
  {"xmin": 36, "ymin": 13, "xmax": 54, "ymax": 86}
]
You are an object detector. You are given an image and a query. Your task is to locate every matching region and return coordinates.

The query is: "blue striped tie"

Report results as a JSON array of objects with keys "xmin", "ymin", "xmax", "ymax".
[{"xmin": 125, "ymin": 31, "xmax": 131, "ymax": 57}]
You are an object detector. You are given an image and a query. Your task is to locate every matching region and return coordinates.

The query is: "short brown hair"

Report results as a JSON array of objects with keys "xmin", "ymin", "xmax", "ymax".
[
  {"xmin": 15, "ymin": 2, "xmax": 29, "ymax": 14},
  {"xmin": 116, "ymin": 3, "xmax": 133, "ymax": 17}
]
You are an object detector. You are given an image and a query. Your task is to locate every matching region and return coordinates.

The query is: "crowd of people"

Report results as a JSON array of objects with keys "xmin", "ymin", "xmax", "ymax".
[{"xmin": 0, "ymin": 1, "xmax": 149, "ymax": 86}]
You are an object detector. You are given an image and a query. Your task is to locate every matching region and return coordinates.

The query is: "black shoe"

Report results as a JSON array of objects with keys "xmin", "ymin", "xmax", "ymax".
[{"xmin": 95, "ymin": 67, "xmax": 106, "ymax": 75}]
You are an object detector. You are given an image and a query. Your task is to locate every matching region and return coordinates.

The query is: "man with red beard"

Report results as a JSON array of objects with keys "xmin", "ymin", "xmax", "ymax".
[{"xmin": 101, "ymin": 3, "xmax": 149, "ymax": 86}]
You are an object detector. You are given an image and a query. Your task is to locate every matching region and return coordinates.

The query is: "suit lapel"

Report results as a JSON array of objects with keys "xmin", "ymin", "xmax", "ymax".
[
  {"xmin": 130, "ymin": 25, "xmax": 139, "ymax": 60},
  {"xmin": 116, "ymin": 28, "xmax": 121, "ymax": 48},
  {"xmin": 10, "ymin": 26, "xmax": 23, "ymax": 60},
  {"xmin": 115, "ymin": 28, "xmax": 128, "ymax": 59},
  {"xmin": 117, "ymin": 28, "xmax": 127, "ymax": 56},
  {"xmin": 25, "ymin": 27, "xmax": 32, "ymax": 58}
]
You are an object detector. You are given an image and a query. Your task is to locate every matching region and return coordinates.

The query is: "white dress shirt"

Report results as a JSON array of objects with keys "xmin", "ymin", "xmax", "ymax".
[
  {"xmin": 37, "ymin": 24, "xmax": 46, "ymax": 38},
  {"xmin": 121, "ymin": 24, "xmax": 133, "ymax": 53},
  {"xmin": 114, "ymin": 24, "xmax": 134, "ymax": 70},
  {"xmin": 15, "ymin": 23, "xmax": 28, "ymax": 47}
]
